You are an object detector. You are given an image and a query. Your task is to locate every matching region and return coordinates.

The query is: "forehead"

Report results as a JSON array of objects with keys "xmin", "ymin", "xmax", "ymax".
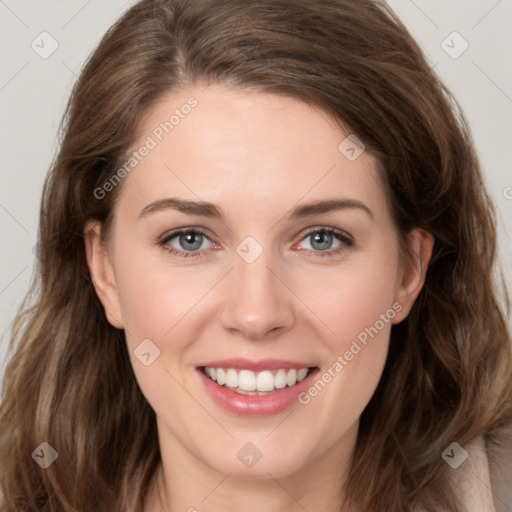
[{"xmin": 115, "ymin": 83, "xmax": 389, "ymax": 223}]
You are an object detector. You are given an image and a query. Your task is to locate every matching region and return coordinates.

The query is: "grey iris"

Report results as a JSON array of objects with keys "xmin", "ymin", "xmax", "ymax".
[
  {"xmin": 310, "ymin": 231, "xmax": 333, "ymax": 251},
  {"xmin": 180, "ymin": 232, "xmax": 203, "ymax": 251}
]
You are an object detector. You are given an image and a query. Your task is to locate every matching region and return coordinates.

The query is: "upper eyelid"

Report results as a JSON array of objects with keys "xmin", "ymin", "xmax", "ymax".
[
  {"xmin": 160, "ymin": 226, "xmax": 213, "ymax": 242},
  {"xmin": 160, "ymin": 226, "xmax": 352, "ymax": 247},
  {"xmin": 299, "ymin": 225, "xmax": 352, "ymax": 240}
]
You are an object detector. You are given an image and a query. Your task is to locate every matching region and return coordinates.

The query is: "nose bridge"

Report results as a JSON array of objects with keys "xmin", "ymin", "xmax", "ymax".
[{"xmin": 220, "ymin": 236, "xmax": 295, "ymax": 338}]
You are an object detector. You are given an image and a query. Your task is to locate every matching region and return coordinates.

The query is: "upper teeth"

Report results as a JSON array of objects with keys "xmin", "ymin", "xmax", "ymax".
[{"xmin": 204, "ymin": 367, "xmax": 309, "ymax": 392}]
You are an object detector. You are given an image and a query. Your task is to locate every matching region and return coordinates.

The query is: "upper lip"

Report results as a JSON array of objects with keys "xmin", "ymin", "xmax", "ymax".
[{"xmin": 198, "ymin": 358, "xmax": 316, "ymax": 372}]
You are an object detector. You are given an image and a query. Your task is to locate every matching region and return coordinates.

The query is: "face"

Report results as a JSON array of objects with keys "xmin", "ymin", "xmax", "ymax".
[{"xmin": 86, "ymin": 83, "xmax": 431, "ymax": 481}]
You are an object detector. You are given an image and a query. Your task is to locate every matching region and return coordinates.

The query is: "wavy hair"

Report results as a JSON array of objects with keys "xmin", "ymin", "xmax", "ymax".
[{"xmin": 1, "ymin": 0, "xmax": 511, "ymax": 511}]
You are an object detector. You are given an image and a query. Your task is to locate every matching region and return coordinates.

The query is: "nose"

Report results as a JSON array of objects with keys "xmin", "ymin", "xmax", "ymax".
[{"xmin": 219, "ymin": 246, "xmax": 296, "ymax": 340}]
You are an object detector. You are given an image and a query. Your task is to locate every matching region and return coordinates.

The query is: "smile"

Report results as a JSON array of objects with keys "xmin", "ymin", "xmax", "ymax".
[
  {"xmin": 202, "ymin": 367, "xmax": 311, "ymax": 395},
  {"xmin": 197, "ymin": 359, "xmax": 319, "ymax": 416}
]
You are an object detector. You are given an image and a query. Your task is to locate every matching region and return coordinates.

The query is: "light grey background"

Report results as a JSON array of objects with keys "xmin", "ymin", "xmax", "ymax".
[{"xmin": 1, "ymin": 0, "xmax": 512, "ymax": 378}]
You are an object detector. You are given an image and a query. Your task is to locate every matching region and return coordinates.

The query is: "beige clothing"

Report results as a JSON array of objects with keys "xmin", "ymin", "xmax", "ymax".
[{"xmin": 453, "ymin": 436, "xmax": 512, "ymax": 512}]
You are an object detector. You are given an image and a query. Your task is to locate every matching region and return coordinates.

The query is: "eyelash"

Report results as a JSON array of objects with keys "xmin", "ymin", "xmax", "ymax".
[
  {"xmin": 158, "ymin": 226, "xmax": 353, "ymax": 259},
  {"xmin": 302, "ymin": 228, "xmax": 354, "ymax": 257},
  {"xmin": 159, "ymin": 228, "xmax": 214, "ymax": 259}
]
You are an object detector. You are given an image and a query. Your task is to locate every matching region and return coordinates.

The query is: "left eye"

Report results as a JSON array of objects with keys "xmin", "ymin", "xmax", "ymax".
[
  {"xmin": 163, "ymin": 230, "xmax": 213, "ymax": 253},
  {"xmin": 160, "ymin": 227, "xmax": 352, "ymax": 259},
  {"xmin": 298, "ymin": 229, "xmax": 343, "ymax": 251}
]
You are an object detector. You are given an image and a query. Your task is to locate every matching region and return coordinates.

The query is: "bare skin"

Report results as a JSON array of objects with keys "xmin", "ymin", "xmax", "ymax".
[{"xmin": 85, "ymin": 83, "xmax": 433, "ymax": 511}]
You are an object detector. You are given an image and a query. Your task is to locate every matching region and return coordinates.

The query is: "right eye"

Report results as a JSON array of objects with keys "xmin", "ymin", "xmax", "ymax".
[{"xmin": 160, "ymin": 229, "xmax": 216, "ymax": 258}]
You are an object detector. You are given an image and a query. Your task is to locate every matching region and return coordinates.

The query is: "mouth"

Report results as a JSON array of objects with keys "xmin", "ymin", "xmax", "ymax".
[
  {"xmin": 196, "ymin": 359, "xmax": 319, "ymax": 416},
  {"xmin": 200, "ymin": 366, "xmax": 315, "ymax": 395}
]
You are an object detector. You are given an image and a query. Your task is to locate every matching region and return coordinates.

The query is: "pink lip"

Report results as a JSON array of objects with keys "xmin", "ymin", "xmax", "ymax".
[
  {"xmin": 198, "ymin": 357, "xmax": 314, "ymax": 372},
  {"xmin": 197, "ymin": 365, "xmax": 319, "ymax": 417}
]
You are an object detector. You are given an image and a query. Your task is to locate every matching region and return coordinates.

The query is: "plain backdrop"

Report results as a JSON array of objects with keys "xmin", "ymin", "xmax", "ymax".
[{"xmin": 1, "ymin": 0, "xmax": 511, "ymax": 379}]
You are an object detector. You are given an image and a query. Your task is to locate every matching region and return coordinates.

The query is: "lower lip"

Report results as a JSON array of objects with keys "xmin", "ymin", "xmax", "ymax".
[{"xmin": 197, "ymin": 368, "xmax": 319, "ymax": 417}]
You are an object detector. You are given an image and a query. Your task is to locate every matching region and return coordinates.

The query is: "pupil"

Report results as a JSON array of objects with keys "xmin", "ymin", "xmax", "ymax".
[
  {"xmin": 311, "ymin": 231, "xmax": 332, "ymax": 250},
  {"xmin": 181, "ymin": 232, "xmax": 202, "ymax": 250}
]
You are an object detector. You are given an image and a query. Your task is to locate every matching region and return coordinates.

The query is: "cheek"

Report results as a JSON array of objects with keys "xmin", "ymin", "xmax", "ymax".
[
  {"xmin": 112, "ymin": 247, "xmax": 216, "ymax": 422},
  {"xmin": 109, "ymin": 219, "xmax": 205, "ymax": 332},
  {"xmin": 293, "ymin": 241, "xmax": 400, "ymax": 350},
  {"xmin": 115, "ymin": 254, "xmax": 213, "ymax": 347},
  {"xmin": 114, "ymin": 226, "xmax": 400, "ymax": 356},
  {"xmin": 290, "ymin": 239, "xmax": 399, "ymax": 422}
]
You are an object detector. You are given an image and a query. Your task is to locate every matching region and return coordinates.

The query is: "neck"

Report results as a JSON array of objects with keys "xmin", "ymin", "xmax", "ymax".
[{"xmin": 144, "ymin": 421, "xmax": 359, "ymax": 512}]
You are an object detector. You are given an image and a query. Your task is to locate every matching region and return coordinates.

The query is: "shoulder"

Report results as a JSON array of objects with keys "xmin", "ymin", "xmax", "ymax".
[
  {"xmin": 450, "ymin": 435, "xmax": 511, "ymax": 512},
  {"xmin": 486, "ymin": 430, "xmax": 512, "ymax": 512}
]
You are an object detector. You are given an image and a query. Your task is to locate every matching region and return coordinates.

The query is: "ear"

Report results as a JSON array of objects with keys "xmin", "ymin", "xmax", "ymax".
[
  {"xmin": 84, "ymin": 220, "xmax": 124, "ymax": 329},
  {"xmin": 392, "ymin": 228, "xmax": 434, "ymax": 324}
]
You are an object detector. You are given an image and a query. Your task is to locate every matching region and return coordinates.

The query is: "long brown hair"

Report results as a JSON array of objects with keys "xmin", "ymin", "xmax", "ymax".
[{"xmin": 1, "ymin": 0, "xmax": 511, "ymax": 510}]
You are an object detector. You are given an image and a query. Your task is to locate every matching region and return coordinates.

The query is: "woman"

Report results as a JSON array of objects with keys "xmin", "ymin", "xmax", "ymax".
[{"xmin": 1, "ymin": 0, "xmax": 511, "ymax": 511}]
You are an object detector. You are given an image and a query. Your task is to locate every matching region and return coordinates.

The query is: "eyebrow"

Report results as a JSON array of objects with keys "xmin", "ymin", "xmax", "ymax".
[
  {"xmin": 289, "ymin": 198, "xmax": 373, "ymax": 220},
  {"xmin": 139, "ymin": 197, "xmax": 221, "ymax": 219},
  {"xmin": 138, "ymin": 197, "xmax": 374, "ymax": 221}
]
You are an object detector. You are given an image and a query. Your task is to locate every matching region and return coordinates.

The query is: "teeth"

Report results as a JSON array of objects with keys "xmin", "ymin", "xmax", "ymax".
[
  {"xmin": 216, "ymin": 368, "xmax": 226, "ymax": 385},
  {"xmin": 225, "ymin": 369, "xmax": 238, "ymax": 387},
  {"xmin": 255, "ymin": 370, "xmax": 273, "ymax": 392},
  {"xmin": 286, "ymin": 369, "xmax": 297, "ymax": 386},
  {"xmin": 274, "ymin": 369, "xmax": 287, "ymax": 389},
  {"xmin": 297, "ymin": 368, "xmax": 308, "ymax": 381},
  {"xmin": 239, "ymin": 369, "xmax": 257, "ymax": 391},
  {"xmin": 203, "ymin": 366, "xmax": 311, "ymax": 392}
]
